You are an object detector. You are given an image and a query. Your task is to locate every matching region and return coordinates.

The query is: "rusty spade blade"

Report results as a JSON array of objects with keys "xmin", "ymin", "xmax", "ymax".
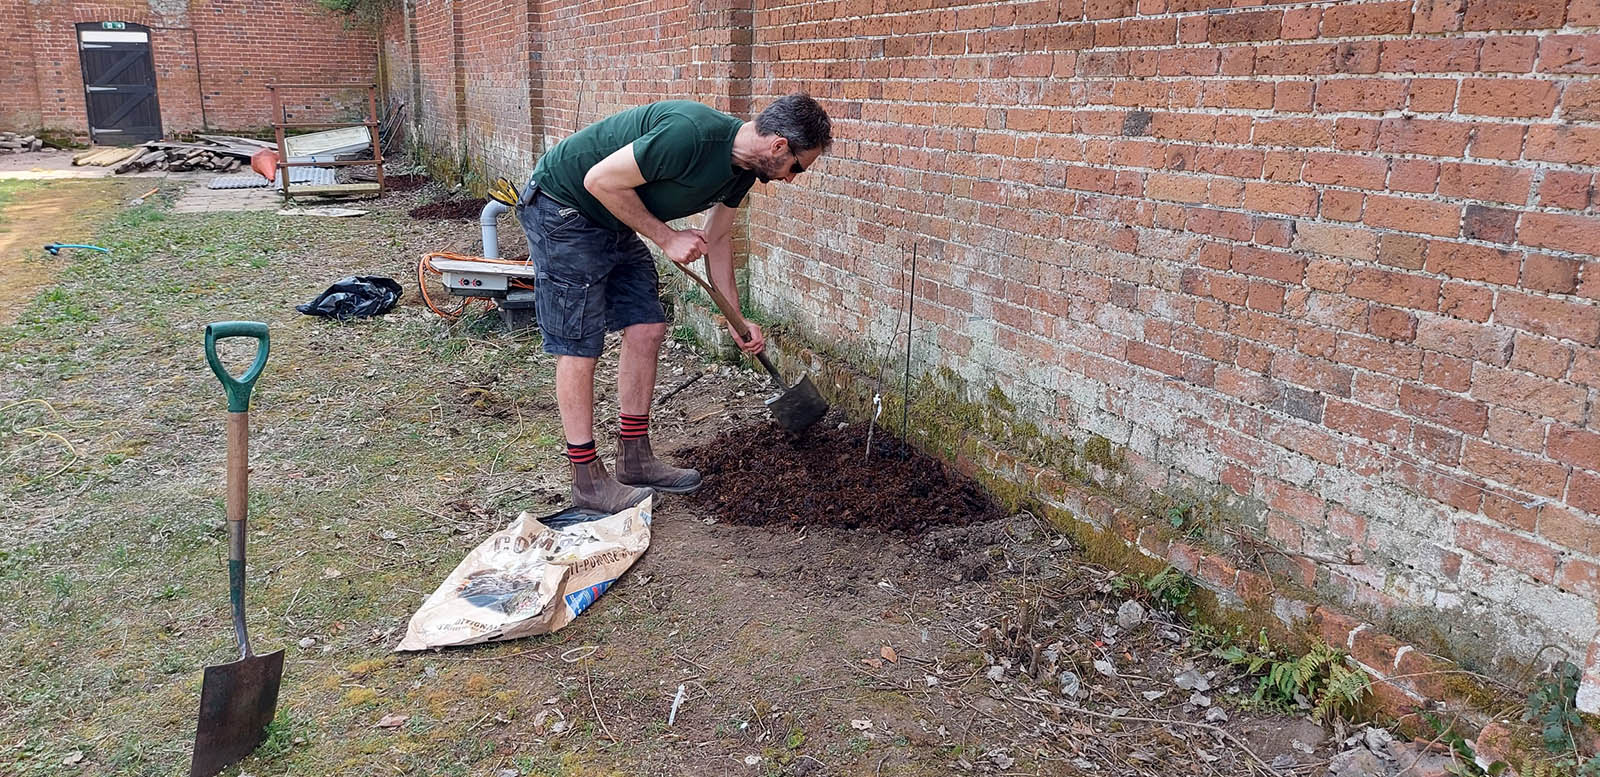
[
  {"xmin": 669, "ymin": 263, "xmax": 829, "ymax": 433},
  {"xmin": 191, "ymin": 648, "xmax": 284, "ymax": 777},
  {"xmin": 765, "ymin": 371, "xmax": 828, "ymax": 433},
  {"xmin": 192, "ymin": 322, "xmax": 282, "ymax": 777}
]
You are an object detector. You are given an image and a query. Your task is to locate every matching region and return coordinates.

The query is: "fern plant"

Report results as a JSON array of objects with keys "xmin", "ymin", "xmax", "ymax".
[{"xmin": 1213, "ymin": 634, "xmax": 1371, "ymax": 722}]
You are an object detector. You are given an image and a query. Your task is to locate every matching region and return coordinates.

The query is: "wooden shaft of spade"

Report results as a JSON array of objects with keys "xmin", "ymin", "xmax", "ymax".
[
  {"xmin": 670, "ymin": 262, "xmax": 790, "ymax": 391},
  {"xmin": 226, "ymin": 412, "xmax": 253, "ymax": 659}
]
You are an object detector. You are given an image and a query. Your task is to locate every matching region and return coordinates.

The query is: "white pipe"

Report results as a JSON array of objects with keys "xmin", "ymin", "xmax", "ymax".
[{"xmin": 479, "ymin": 199, "xmax": 510, "ymax": 259}]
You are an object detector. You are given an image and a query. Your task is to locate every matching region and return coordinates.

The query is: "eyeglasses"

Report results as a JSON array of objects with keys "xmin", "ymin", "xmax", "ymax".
[{"xmin": 786, "ymin": 139, "xmax": 806, "ymax": 176}]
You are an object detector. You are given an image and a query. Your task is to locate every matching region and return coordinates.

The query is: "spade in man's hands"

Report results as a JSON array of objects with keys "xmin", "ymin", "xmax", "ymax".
[{"xmin": 663, "ymin": 228, "xmax": 708, "ymax": 265}]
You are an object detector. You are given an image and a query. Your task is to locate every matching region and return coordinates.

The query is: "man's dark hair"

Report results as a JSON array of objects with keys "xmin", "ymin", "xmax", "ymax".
[{"xmin": 755, "ymin": 93, "xmax": 832, "ymax": 153}]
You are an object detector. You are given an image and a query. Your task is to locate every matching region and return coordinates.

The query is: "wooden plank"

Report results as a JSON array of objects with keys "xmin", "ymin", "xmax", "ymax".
[
  {"xmin": 430, "ymin": 259, "xmax": 536, "ymax": 276},
  {"xmin": 197, "ymin": 134, "xmax": 274, "ymax": 149},
  {"xmin": 284, "ymin": 183, "xmax": 381, "ymax": 195}
]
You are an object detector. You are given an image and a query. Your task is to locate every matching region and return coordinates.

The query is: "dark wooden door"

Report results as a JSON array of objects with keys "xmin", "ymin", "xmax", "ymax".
[{"xmin": 76, "ymin": 23, "xmax": 162, "ymax": 144}]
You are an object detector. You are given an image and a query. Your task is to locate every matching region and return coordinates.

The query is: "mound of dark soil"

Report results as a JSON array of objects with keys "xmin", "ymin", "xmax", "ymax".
[
  {"xmin": 385, "ymin": 174, "xmax": 430, "ymax": 192},
  {"xmin": 408, "ymin": 197, "xmax": 487, "ymax": 220},
  {"xmin": 680, "ymin": 417, "xmax": 1006, "ymax": 534}
]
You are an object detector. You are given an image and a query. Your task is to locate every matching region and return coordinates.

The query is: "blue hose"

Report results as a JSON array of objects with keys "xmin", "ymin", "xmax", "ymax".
[{"xmin": 43, "ymin": 243, "xmax": 110, "ymax": 256}]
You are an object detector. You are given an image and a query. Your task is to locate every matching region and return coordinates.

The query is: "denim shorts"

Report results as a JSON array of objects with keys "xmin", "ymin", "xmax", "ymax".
[{"xmin": 516, "ymin": 182, "xmax": 666, "ymax": 358}]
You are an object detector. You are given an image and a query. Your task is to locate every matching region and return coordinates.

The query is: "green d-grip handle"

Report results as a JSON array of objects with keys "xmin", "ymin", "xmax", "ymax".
[{"xmin": 204, "ymin": 321, "xmax": 270, "ymax": 412}]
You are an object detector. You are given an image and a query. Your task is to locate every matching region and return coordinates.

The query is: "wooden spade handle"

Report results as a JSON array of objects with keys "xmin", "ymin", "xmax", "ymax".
[{"xmin": 669, "ymin": 262, "xmax": 789, "ymax": 390}]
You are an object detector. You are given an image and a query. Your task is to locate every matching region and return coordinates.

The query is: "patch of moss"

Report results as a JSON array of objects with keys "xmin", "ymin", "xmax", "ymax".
[
  {"xmin": 346, "ymin": 657, "xmax": 393, "ymax": 677},
  {"xmin": 341, "ymin": 687, "xmax": 379, "ymax": 707},
  {"xmin": 1083, "ymin": 434, "xmax": 1121, "ymax": 468}
]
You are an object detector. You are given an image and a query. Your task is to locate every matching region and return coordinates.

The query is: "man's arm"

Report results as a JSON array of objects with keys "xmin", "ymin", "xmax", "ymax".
[
  {"xmin": 584, "ymin": 143, "xmax": 706, "ymax": 264},
  {"xmin": 702, "ymin": 203, "xmax": 765, "ymax": 355}
]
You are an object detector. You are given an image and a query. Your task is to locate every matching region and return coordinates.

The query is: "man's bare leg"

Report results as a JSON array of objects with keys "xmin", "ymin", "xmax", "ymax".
[
  {"xmin": 614, "ymin": 322, "xmax": 701, "ymax": 493},
  {"xmin": 556, "ymin": 353, "xmax": 651, "ymax": 511}
]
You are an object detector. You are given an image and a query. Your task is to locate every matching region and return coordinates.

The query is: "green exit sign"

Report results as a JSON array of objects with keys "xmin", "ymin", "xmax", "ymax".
[{"xmin": 101, "ymin": 21, "xmax": 125, "ymax": 30}]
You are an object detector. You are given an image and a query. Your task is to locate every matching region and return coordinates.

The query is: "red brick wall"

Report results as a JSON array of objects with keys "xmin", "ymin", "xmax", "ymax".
[
  {"xmin": 383, "ymin": 0, "xmax": 1600, "ymax": 707},
  {"xmin": 0, "ymin": 1, "xmax": 44, "ymax": 130},
  {"xmin": 8, "ymin": 0, "xmax": 376, "ymax": 137},
  {"xmin": 411, "ymin": 0, "xmax": 465, "ymax": 154},
  {"xmin": 537, "ymin": 0, "xmax": 694, "ymax": 163},
  {"xmin": 459, "ymin": 0, "xmax": 541, "ymax": 178},
  {"xmin": 743, "ymin": 0, "xmax": 1600, "ymax": 691}
]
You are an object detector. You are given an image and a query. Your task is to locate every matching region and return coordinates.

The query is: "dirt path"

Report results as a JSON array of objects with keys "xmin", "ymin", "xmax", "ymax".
[{"xmin": 0, "ymin": 178, "xmax": 132, "ymax": 325}]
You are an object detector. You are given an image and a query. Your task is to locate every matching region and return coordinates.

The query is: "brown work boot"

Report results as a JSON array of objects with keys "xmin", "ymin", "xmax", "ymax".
[
  {"xmin": 616, "ymin": 435, "xmax": 702, "ymax": 494},
  {"xmin": 571, "ymin": 458, "xmax": 653, "ymax": 513}
]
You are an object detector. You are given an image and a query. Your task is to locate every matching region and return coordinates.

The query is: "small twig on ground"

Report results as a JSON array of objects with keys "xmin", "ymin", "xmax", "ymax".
[
  {"xmin": 586, "ymin": 665, "xmax": 616, "ymax": 742},
  {"xmin": 657, "ymin": 372, "xmax": 704, "ymax": 405},
  {"xmin": 1011, "ymin": 696, "xmax": 1284, "ymax": 777}
]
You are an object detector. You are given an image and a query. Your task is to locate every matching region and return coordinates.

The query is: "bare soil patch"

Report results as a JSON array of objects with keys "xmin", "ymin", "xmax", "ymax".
[
  {"xmin": 0, "ymin": 179, "xmax": 135, "ymax": 324},
  {"xmin": 408, "ymin": 197, "xmax": 487, "ymax": 220},
  {"xmin": 682, "ymin": 415, "xmax": 1006, "ymax": 533},
  {"xmin": 384, "ymin": 174, "xmax": 430, "ymax": 192}
]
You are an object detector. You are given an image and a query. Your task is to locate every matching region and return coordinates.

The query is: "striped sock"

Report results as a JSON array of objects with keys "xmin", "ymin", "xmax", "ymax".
[
  {"xmin": 566, "ymin": 439, "xmax": 597, "ymax": 465},
  {"xmin": 619, "ymin": 412, "xmax": 649, "ymax": 440}
]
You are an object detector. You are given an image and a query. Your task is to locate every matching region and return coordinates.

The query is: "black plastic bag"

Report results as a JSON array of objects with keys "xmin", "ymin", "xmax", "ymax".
[{"xmin": 296, "ymin": 276, "xmax": 403, "ymax": 319}]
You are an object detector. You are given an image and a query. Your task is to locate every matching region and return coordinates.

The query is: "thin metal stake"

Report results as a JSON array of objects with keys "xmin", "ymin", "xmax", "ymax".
[{"xmin": 901, "ymin": 242, "xmax": 917, "ymax": 460}]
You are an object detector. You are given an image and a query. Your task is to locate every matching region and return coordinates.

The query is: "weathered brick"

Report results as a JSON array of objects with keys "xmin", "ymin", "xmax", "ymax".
[
  {"xmin": 1414, "ymin": 0, "xmax": 1466, "ymax": 32},
  {"xmin": 1510, "ymin": 332, "xmax": 1576, "ymax": 378},
  {"xmin": 1439, "ymin": 282, "xmax": 1495, "ymax": 322},
  {"xmin": 1370, "ymin": 307, "xmax": 1418, "ymax": 342},
  {"xmin": 1378, "ymin": 234, "xmax": 1428, "ymax": 270},
  {"xmin": 1351, "ymin": 629, "xmax": 1404, "ymax": 675},
  {"xmin": 1540, "ymin": 505, "xmax": 1600, "ymax": 555},
  {"xmin": 1550, "ymin": 426, "xmax": 1600, "ymax": 472},
  {"xmin": 1334, "ymin": 333, "xmax": 1423, "ymax": 379},
  {"xmin": 1456, "ymin": 519, "xmax": 1558, "ymax": 581},
  {"xmin": 1485, "ymin": 406, "xmax": 1551, "ymax": 453},
  {"xmin": 1346, "ymin": 267, "xmax": 1443, "ymax": 310},
  {"xmin": 1480, "ymin": 35, "xmax": 1540, "ymax": 72},
  {"xmin": 1399, "ymin": 384, "xmax": 1488, "ymax": 435},
  {"xmin": 1325, "ymin": 399, "xmax": 1412, "ymax": 447},
  {"xmin": 1539, "ymin": 35, "xmax": 1600, "ymax": 74},
  {"xmin": 1573, "ymin": 471, "xmax": 1600, "ymax": 514},
  {"xmin": 1366, "ymin": 195, "xmax": 1460, "ymax": 238},
  {"xmin": 1438, "ymin": 163, "xmax": 1531, "ymax": 205},
  {"xmin": 1415, "ymin": 316, "xmax": 1514, "ymax": 363},
  {"xmin": 1525, "ymin": 125, "xmax": 1600, "ymax": 166},
  {"xmin": 1316, "ymin": 79, "xmax": 1406, "ymax": 113},
  {"xmin": 1294, "ymin": 222, "xmax": 1376, "ymax": 261},
  {"xmin": 1538, "ymin": 171, "xmax": 1596, "ymax": 210},
  {"xmin": 1407, "ymin": 79, "xmax": 1459, "ymax": 113},
  {"xmin": 1558, "ymin": 559, "xmax": 1600, "ymax": 601},
  {"xmin": 1273, "ymin": 351, "xmax": 1355, "ymax": 397},
  {"xmin": 1322, "ymin": 189, "xmax": 1366, "ymax": 222},
  {"xmin": 1378, "ymin": 118, "xmax": 1472, "ymax": 156},
  {"xmin": 1209, "ymin": 10, "xmax": 1283, "ymax": 43},
  {"xmin": 1457, "ymin": 78, "xmax": 1560, "ymax": 118},
  {"xmin": 1471, "ymin": 364, "xmax": 1590, "ymax": 423},
  {"xmin": 1389, "ymin": 159, "xmax": 1441, "ymax": 194},
  {"xmin": 1463, "ymin": 0, "xmax": 1566, "ymax": 30},
  {"xmin": 1496, "ymin": 292, "xmax": 1600, "ymax": 344},
  {"xmin": 1463, "ymin": 204, "xmax": 1518, "ymax": 243},
  {"xmin": 1424, "ymin": 241, "xmax": 1521, "ymax": 284},
  {"xmin": 1304, "ymin": 152, "xmax": 1386, "ymax": 189},
  {"xmin": 1244, "ymin": 181, "xmax": 1318, "ymax": 217},
  {"xmin": 1519, "ymin": 212, "xmax": 1600, "ymax": 257}
]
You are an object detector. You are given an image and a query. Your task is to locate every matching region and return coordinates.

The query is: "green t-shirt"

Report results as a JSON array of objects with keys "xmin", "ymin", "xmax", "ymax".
[{"xmin": 531, "ymin": 101, "xmax": 757, "ymax": 233}]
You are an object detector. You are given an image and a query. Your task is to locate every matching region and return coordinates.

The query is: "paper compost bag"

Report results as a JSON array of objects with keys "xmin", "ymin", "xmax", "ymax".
[{"xmin": 396, "ymin": 496, "xmax": 651, "ymax": 651}]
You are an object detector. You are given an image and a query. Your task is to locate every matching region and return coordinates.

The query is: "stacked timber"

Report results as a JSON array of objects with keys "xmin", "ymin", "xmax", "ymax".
[
  {"xmin": 75, "ymin": 135, "xmax": 272, "ymax": 173},
  {"xmin": 1, "ymin": 132, "xmax": 45, "ymax": 153}
]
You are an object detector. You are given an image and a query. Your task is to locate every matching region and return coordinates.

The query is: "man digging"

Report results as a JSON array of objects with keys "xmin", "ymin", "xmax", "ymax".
[{"xmin": 518, "ymin": 94, "xmax": 832, "ymax": 513}]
